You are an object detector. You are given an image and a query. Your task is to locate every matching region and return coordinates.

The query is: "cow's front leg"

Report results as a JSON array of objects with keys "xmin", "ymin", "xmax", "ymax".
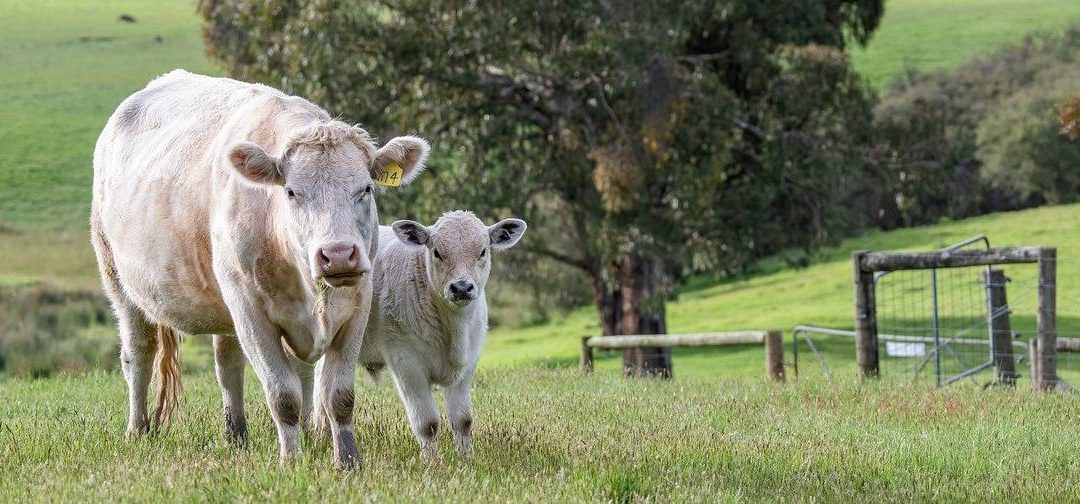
[
  {"xmin": 313, "ymin": 311, "xmax": 367, "ymax": 470},
  {"xmin": 314, "ymin": 350, "xmax": 362, "ymax": 470},
  {"xmin": 227, "ymin": 306, "xmax": 304, "ymax": 463},
  {"xmin": 389, "ymin": 357, "xmax": 440, "ymax": 461},
  {"xmin": 445, "ymin": 366, "xmax": 475, "ymax": 457},
  {"xmin": 287, "ymin": 352, "xmax": 315, "ymax": 429}
]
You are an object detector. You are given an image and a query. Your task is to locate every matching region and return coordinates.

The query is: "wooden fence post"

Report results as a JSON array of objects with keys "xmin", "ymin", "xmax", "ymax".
[
  {"xmin": 765, "ymin": 329, "xmax": 785, "ymax": 382},
  {"xmin": 853, "ymin": 251, "xmax": 879, "ymax": 378},
  {"xmin": 1036, "ymin": 248, "xmax": 1057, "ymax": 391},
  {"xmin": 580, "ymin": 336, "xmax": 593, "ymax": 374},
  {"xmin": 984, "ymin": 269, "xmax": 1016, "ymax": 385}
]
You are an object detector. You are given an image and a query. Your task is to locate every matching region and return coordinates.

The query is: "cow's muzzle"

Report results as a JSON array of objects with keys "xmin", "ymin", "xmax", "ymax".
[{"xmin": 315, "ymin": 242, "xmax": 368, "ymax": 288}]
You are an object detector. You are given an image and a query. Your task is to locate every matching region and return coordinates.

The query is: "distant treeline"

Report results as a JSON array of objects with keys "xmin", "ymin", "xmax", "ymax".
[{"xmin": 876, "ymin": 27, "xmax": 1080, "ymax": 228}]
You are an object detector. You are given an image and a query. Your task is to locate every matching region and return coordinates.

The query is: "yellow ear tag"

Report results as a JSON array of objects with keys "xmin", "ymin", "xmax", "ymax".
[{"xmin": 375, "ymin": 162, "xmax": 403, "ymax": 187}]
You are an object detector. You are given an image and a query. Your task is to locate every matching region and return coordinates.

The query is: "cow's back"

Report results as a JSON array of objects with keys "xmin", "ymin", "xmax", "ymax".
[{"xmin": 91, "ymin": 70, "xmax": 318, "ymax": 334}]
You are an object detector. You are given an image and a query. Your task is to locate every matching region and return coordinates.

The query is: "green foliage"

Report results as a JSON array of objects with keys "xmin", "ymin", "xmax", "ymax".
[
  {"xmin": 4, "ymin": 369, "xmax": 1080, "ymax": 500},
  {"xmin": 876, "ymin": 28, "xmax": 1080, "ymax": 226}
]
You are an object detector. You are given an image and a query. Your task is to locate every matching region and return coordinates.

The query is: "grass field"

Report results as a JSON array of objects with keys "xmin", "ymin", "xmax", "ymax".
[
  {"xmin": 5, "ymin": 1, "xmax": 1080, "ymax": 500},
  {"xmin": 850, "ymin": 0, "xmax": 1080, "ymax": 88},
  {"xmin": 3, "ymin": 369, "xmax": 1080, "ymax": 501}
]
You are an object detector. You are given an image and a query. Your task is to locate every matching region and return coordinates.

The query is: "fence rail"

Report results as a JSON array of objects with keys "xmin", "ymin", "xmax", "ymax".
[{"xmin": 580, "ymin": 330, "xmax": 784, "ymax": 381}]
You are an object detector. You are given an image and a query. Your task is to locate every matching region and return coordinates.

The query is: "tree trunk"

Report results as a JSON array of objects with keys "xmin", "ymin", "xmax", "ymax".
[
  {"xmin": 586, "ymin": 255, "xmax": 673, "ymax": 378},
  {"xmin": 589, "ymin": 270, "xmax": 621, "ymax": 338},
  {"xmin": 618, "ymin": 255, "xmax": 673, "ymax": 377}
]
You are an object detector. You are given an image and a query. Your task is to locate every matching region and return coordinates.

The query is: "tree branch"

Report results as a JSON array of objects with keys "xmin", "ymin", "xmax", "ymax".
[{"xmin": 525, "ymin": 245, "xmax": 591, "ymax": 271}]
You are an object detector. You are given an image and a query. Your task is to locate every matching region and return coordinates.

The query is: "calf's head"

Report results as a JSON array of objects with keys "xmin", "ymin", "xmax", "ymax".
[
  {"xmin": 392, "ymin": 211, "xmax": 527, "ymax": 306},
  {"xmin": 228, "ymin": 122, "xmax": 428, "ymax": 288}
]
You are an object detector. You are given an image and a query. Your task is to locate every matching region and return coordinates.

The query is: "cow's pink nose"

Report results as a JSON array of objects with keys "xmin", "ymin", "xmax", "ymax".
[{"xmin": 316, "ymin": 242, "xmax": 362, "ymax": 278}]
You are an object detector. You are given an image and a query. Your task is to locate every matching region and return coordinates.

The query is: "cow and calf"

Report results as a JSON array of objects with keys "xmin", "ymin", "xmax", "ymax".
[{"xmin": 91, "ymin": 70, "xmax": 526, "ymax": 468}]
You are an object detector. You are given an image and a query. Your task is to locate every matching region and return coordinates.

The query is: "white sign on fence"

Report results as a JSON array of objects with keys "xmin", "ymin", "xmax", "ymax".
[{"xmin": 886, "ymin": 341, "xmax": 926, "ymax": 357}]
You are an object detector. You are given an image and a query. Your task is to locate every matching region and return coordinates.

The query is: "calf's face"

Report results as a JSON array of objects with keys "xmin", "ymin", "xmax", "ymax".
[
  {"xmin": 392, "ymin": 212, "xmax": 527, "ymax": 306},
  {"xmin": 228, "ymin": 129, "xmax": 428, "ymax": 288}
]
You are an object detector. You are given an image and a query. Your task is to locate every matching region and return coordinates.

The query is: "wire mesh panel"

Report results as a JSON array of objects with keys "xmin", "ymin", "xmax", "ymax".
[{"xmin": 875, "ymin": 264, "xmax": 997, "ymax": 386}]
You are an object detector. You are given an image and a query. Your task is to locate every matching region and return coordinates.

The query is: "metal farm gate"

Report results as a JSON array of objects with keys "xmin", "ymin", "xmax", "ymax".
[{"xmin": 794, "ymin": 236, "xmax": 1066, "ymax": 389}]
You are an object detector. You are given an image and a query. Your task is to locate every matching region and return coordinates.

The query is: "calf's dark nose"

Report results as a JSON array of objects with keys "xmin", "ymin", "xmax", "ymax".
[
  {"xmin": 449, "ymin": 280, "xmax": 476, "ymax": 300},
  {"xmin": 316, "ymin": 242, "xmax": 361, "ymax": 277}
]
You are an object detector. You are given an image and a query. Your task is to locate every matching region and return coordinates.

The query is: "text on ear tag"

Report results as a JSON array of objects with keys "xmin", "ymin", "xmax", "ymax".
[{"xmin": 375, "ymin": 162, "xmax": 403, "ymax": 187}]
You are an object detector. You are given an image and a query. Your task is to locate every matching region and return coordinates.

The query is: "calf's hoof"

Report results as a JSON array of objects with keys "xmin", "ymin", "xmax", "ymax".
[{"xmin": 224, "ymin": 415, "xmax": 248, "ymax": 447}]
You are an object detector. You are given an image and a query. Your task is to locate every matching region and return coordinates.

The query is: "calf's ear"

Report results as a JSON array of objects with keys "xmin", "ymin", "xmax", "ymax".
[
  {"xmin": 392, "ymin": 220, "xmax": 430, "ymax": 247},
  {"xmin": 489, "ymin": 218, "xmax": 527, "ymax": 250},
  {"xmin": 373, "ymin": 136, "xmax": 430, "ymax": 186},
  {"xmin": 228, "ymin": 142, "xmax": 283, "ymax": 186}
]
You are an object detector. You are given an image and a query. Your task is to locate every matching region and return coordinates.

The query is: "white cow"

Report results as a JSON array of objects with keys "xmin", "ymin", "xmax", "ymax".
[
  {"xmin": 91, "ymin": 69, "xmax": 428, "ymax": 469},
  {"xmin": 354, "ymin": 211, "xmax": 527, "ymax": 459}
]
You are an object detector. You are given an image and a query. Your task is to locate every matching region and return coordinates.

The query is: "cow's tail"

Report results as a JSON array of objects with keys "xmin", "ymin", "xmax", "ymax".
[{"xmin": 152, "ymin": 325, "xmax": 183, "ymax": 430}]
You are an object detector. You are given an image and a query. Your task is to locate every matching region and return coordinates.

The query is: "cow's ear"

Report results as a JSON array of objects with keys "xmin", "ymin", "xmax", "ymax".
[
  {"xmin": 228, "ymin": 142, "xmax": 283, "ymax": 186},
  {"xmin": 392, "ymin": 220, "xmax": 430, "ymax": 247},
  {"xmin": 372, "ymin": 136, "xmax": 429, "ymax": 187},
  {"xmin": 489, "ymin": 218, "xmax": 527, "ymax": 250}
]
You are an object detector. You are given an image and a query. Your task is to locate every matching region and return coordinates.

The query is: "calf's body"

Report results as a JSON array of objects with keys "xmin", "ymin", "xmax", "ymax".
[{"xmin": 358, "ymin": 211, "xmax": 527, "ymax": 458}]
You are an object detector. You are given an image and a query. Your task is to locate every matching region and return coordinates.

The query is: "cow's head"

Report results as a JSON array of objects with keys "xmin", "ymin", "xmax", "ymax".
[
  {"xmin": 391, "ymin": 211, "xmax": 527, "ymax": 306},
  {"xmin": 228, "ymin": 122, "xmax": 428, "ymax": 288}
]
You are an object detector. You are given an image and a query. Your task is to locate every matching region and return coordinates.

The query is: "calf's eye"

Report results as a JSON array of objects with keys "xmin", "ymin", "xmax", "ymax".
[
  {"xmin": 433, "ymin": 249, "xmax": 443, "ymax": 260},
  {"xmin": 479, "ymin": 248, "xmax": 487, "ymax": 259},
  {"xmin": 286, "ymin": 187, "xmax": 296, "ymax": 199}
]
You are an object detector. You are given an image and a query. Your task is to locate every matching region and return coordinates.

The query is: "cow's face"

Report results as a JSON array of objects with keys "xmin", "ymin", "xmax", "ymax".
[
  {"xmin": 228, "ymin": 125, "xmax": 428, "ymax": 288},
  {"xmin": 392, "ymin": 212, "xmax": 527, "ymax": 306}
]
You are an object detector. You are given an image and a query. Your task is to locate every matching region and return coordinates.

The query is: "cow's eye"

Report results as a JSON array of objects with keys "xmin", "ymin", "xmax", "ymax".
[
  {"xmin": 433, "ymin": 249, "xmax": 443, "ymax": 260},
  {"xmin": 285, "ymin": 187, "xmax": 296, "ymax": 199},
  {"xmin": 365, "ymin": 184, "xmax": 374, "ymax": 194},
  {"xmin": 479, "ymin": 248, "xmax": 487, "ymax": 260}
]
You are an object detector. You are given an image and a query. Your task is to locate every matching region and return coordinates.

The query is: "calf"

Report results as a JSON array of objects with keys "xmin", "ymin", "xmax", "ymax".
[
  {"xmin": 91, "ymin": 70, "xmax": 428, "ymax": 468},
  {"xmin": 356, "ymin": 211, "xmax": 527, "ymax": 459}
]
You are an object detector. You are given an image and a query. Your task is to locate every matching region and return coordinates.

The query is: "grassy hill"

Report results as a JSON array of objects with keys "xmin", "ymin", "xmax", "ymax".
[
  {"xmin": 486, "ymin": 204, "xmax": 1080, "ymax": 384},
  {"xmin": 0, "ymin": 0, "xmax": 219, "ymax": 289},
  {"xmin": 851, "ymin": 0, "xmax": 1080, "ymax": 88}
]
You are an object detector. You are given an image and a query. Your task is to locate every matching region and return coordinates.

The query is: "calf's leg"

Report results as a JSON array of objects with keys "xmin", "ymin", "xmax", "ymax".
[
  {"xmin": 389, "ymin": 358, "xmax": 440, "ymax": 461},
  {"xmin": 445, "ymin": 366, "xmax": 475, "ymax": 456},
  {"xmin": 213, "ymin": 334, "xmax": 247, "ymax": 445}
]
